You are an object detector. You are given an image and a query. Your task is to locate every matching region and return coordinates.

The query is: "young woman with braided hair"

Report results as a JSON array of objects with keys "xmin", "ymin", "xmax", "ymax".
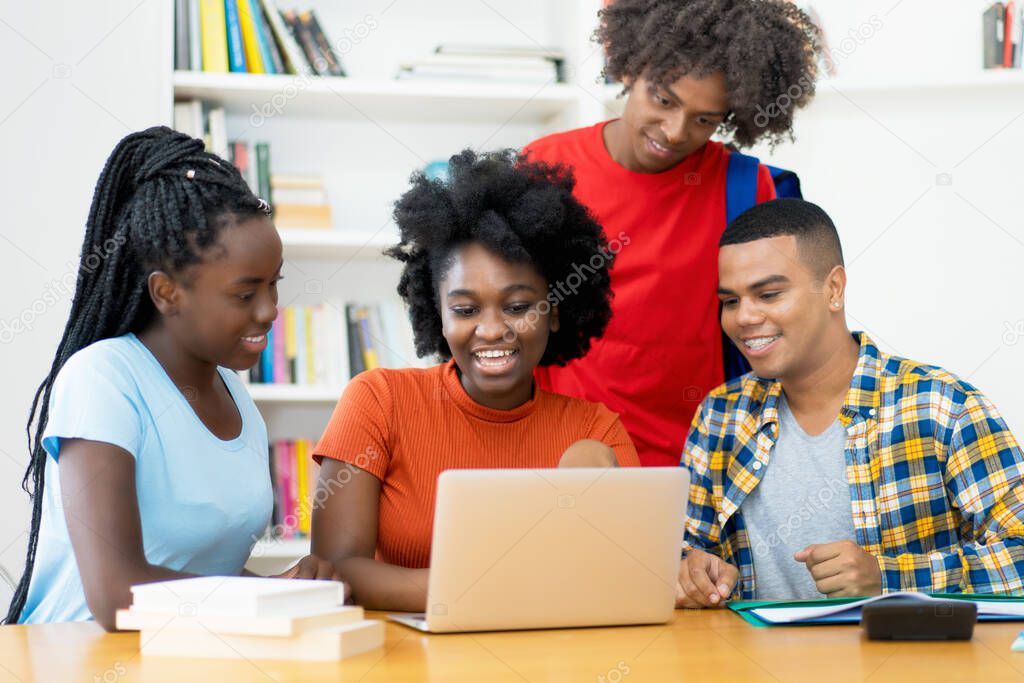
[{"xmin": 6, "ymin": 127, "xmax": 341, "ymax": 630}]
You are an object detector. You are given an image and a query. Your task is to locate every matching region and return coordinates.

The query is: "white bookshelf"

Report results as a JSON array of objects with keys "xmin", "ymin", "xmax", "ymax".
[
  {"xmin": 173, "ymin": 70, "xmax": 578, "ymax": 123},
  {"xmin": 278, "ymin": 229, "xmax": 393, "ymax": 260},
  {"xmin": 817, "ymin": 70, "xmax": 1024, "ymax": 94},
  {"xmin": 245, "ymin": 383, "xmax": 344, "ymax": 404}
]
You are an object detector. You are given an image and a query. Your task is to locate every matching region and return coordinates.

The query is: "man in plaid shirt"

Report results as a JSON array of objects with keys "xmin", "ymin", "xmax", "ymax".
[{"xmin": 677, "ymin": 198, "xmax": 1024, "ymax": 607}]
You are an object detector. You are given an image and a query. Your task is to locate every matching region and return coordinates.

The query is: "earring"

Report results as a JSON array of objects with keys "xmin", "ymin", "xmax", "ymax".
[{"xmin": 831, "ymin": 301, "xmax": 841, "ymax": 309}]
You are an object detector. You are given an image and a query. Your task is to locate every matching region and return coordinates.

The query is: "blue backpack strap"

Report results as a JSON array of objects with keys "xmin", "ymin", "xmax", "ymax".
[
  {"xmin": 721, "ymin": 151, "xmax": 762, "ymax": 382},
  {"xmin": 726, "ymin": 151, "xmax": 761, "ymax": 225},
  {"xmin": 766, "ymin": 165, "xmax": 803, "ymax": 200}
]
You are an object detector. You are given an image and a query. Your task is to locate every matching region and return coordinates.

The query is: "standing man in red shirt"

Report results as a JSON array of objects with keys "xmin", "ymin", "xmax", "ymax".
[{"xmin": 525, "ymin": 0, "xmax": 822, "ymax": 466}]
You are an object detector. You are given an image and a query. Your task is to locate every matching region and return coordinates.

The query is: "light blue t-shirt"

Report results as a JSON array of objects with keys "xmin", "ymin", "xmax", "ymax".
[{"xmin": 19, "ymin": 333, "xmax": 273, "ymax": 623}]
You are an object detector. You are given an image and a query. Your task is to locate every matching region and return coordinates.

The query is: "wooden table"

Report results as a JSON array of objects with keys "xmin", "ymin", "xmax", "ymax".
[{"xmin": 1, "ymin": 609, "xmax": 1022, "ymax": 683}]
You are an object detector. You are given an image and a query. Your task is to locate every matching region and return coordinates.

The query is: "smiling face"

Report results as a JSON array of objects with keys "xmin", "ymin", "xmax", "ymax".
[
  {"xmin": 608, "ymin": 71, "xmax": 731, "ymax": 174},
  {"xmin": 160, "ymin": 214, "xmax": 284, "ymax": 371},
  {"xmin": 438, "ymin": 242, "xmax": 559, "ymax": 411},
  {"xmin": 718, "ymin": 235, "xmax": 844, "ymax": 382}
]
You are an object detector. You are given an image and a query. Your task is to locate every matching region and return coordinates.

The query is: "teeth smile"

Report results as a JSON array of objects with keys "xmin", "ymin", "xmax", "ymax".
[
  {"xmin": 650, "ymin": 138, "xmax": 669, "ymax": 152},
  {"xmin": 474, "ymin": 349, "xmax": 516, "ymax": 358},
  {"xmin": 744, "ymin": 336, "xmax": 780, "ymax": 350},
  {"xmin": 242, "ymin": 335, "xmax": 265, "ymax": 344}
]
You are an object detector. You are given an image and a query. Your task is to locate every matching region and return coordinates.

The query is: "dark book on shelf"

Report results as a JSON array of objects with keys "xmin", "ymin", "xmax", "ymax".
[
  {"xmin": 256, "ymin": 3, "xmax": 287, "ymax": 73},
  {"xmin": 255, "ymin": 142, "xmax": 273, "ymax": 204},
  {"xmin": 282, "ymin": 8, "xmax": 330, "ymax": 76},
  {"xmin": 302, "ymin": 10, "xmax": 346, "ymax": 77},
  {"xmin": 984, "ymin": 3, "xmax": 1006, "ymax": 69},
  {"xmin": 346, "ymin": 304, "xmax": 366, "ymax": 377}
]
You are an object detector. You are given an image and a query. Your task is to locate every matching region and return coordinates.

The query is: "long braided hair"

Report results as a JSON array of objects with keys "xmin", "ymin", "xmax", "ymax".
[{"xmin": 4, "ymin": 126, "xmax": 268, "ymax": 624}]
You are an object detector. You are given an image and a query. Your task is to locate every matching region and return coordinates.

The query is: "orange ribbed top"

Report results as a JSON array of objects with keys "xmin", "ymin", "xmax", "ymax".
[{"xmin": 313, "ymin": 360, "xmax": 640, "ymax": 568}]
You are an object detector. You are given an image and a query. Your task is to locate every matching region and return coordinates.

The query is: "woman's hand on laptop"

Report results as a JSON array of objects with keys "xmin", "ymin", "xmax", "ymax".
[
  {"xmin": 558, "ymin": 439, "xmax": 619, "ymax": 468},
  {"xmin": 676, "ymin": 548, "xmax": 738, "ymax": 608}
]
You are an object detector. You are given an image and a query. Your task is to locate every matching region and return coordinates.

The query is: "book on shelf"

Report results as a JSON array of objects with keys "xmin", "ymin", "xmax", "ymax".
[
  {"xmin": 279, "ymin": 8, "xmax": 345, "ymax": 77},
  {"xmin": 984, "ymin": 2, "xmax": 1024, "ymax": 69},
  {"xmin": 243, "ymin": 301, "xmax": 418, "ymax": 387},
  {"xmin": 224, "ymin": 0, "xmax": 248, "ymax": 72},
  {"xmin": 229, "ymin": 140, "xmax": 258, "ymax": 193},
  {"xmin": 174, "ymin": 0, "xmax": 190, "ymax": 70},
  {"xmin": 399, "ymin": 46, "xmax": 563, "ymax": 84},
  {"xmin": 172, "ymin": 100, "xmax": 275, "ymax": 199},
  {"xmin": 260, "ymin": 0, "xmax": 311, "ymax": 76},
  {"xmin": 198, "ymin": 0, "xmax": 229, "ymax": 72},
  {"xmin": 255, "ymin": 141, "xmax": 273, "ymax": 202},
  {"xmin": 116, "ymin": 576, "xmax": 382, "ymax": 662},
  {"xmin": 237, "ymin": 0, "xmax": 267, "ymax": 73},
  {"xmin": 271, "ymin": 174, "xmax": 331, "ymax": 228},
  {"xmin": 302, "ymin": 10, "xmax": 346, "ymax": 76},
  {"xmin": 176, "ymin": 2, "xmax": 345, "ymax": 76},
  {"xmin": 266, "ymin": 437, "xmax": 319, "ymax": 539}
]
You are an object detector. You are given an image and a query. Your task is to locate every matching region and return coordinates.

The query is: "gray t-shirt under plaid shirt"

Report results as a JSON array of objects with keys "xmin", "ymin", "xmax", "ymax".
[{"xmin": 740, "ymin": 394, "xmax": 857, "ymax": 600}]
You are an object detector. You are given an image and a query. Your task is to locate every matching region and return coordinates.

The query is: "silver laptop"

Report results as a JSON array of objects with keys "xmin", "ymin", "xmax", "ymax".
[{"xmin": 389, "ymin": 467, "xmax": 689, "ymax": 633}]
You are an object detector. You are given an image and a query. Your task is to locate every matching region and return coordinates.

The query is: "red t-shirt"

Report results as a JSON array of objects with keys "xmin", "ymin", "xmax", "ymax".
[{"xmin": 524, "ymin": 121, "xmax": 775, "ymax": 467}]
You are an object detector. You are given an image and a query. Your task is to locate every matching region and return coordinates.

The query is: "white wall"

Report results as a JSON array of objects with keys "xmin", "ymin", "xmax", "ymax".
[
  {"xmin": 748, "ymin": 0, "xmax": 1024, "ymax": 434},
  {"xmin": 0, "ymin": 0, "xmax": 172, "ymax": 602}
]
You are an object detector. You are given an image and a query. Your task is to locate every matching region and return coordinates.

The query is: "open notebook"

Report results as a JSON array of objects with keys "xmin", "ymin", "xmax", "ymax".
[{"xmin": 729, "ymin": 591, "xmax": 1024, "ymax": 627}]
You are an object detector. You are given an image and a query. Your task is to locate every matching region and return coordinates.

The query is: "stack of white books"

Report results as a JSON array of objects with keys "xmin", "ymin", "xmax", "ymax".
[
  {"xmin": 396, "ymin": 45, "xmax": 565, "ymax": 85},
  {"xmin": 116, "ymin": 576, "xmax": 384, "ymax": 662}
]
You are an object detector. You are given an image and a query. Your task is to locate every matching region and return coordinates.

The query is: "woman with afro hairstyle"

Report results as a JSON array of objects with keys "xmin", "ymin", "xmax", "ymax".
[
  {"xmin": 311, "ymin": 149, "xmax": 640, "ymax": 612},
  {"xmin": 6, "ymin": 127, "xmax": 341, "ymax": 631},
  {"xmin": 524, "ymin": 0, "xmax": 822, "ymax": 467}
]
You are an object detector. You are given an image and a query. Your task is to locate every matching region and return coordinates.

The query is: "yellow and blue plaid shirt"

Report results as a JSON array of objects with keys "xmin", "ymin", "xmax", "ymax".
[{"xmin": 682, "ymin": 332, "xmax": 1024, "ymax": 597}]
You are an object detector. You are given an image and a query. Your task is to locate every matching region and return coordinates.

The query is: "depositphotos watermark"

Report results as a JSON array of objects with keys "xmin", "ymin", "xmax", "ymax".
[
  {"xmin": 250, "ymin": 445, "xmax": 380, "ymax": 552},
  {"xmin": 501, "ymin": 231, "xmax": 631, "ymax": 344},
  {"xmin": 751, "ymin": 476, "xmax": 846, "ymax": 557},
  {"xmin": 754, "ymin": 15, "xmax": 884, "ymax": 128},
  {"xmin": 249, "ymin": 14, "xmax": 379, "ymax": 127}
]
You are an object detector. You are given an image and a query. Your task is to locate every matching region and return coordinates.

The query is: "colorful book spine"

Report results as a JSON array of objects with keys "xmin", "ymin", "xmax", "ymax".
[
  {"xmin": 288, "ymin": 439, "xmax": 300, "ymax": 535},
  {"xmin": 284, "ymin": 305, "xmax": 298, "ymax": 383},
  {"xmin": 199, "ymin": 0, "xmax": 229, "ymax": 72},
  {"xmin": 260, "ymin": 325, "xmax": 274, "ymax": 382},
  {"xmin": 224, "ymin": 0, "xmax": 248, "ymax": 73},
  {"xmin": 272, "ymin": 441, "xmax": 291, "ymax": 537},
  {"xmin": 296, "ymin": 439, "xmax": 310, "ymax": 535},
  {"xmin": 357, "ymin": 307, "xmax": 380, "ymax": 371},
  {"xmin": 236, "ymin": 0, "xmax": 267, "ymax": 73},
  {"xmin": 272, "ymin": 312, "xmax": 288, "ymax": 384},
  {"xmin": 255, "ymin": 2, "xmax": 286, "ymax": 73},
  {"xmin": 294, "ymin": 304, "xmax": 307, "ymax": 386},
  {"xmin": 304, "ymin": 306, "xmax": 315, "ymax": 384},
  {"xmin": 305, "ymin": 440, "xmax": 317, "ymax": 520}
]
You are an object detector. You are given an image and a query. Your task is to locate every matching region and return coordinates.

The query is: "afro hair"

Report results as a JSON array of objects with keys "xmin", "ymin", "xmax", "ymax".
[
  {"xmin": 386, "ymin": 149, "xmax": 617, "ymax": 367},
  {"xmin": 598, "ymin": 0, "xmax": 822, "ymax": 148}
]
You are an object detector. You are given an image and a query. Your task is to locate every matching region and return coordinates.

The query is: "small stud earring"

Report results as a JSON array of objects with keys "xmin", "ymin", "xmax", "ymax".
[{"xmin": 831, "ymin": 301, "xmax": 840, "ymax": 309}]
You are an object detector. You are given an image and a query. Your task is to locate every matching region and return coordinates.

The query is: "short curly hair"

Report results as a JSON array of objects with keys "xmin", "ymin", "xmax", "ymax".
[
  {"xmin": 387, "ymin": 149, "xmax": 616, "ymax": 367},
  {"xmin": 599, "ymin": 0, "xmax": 822, "ymax": 148}
]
